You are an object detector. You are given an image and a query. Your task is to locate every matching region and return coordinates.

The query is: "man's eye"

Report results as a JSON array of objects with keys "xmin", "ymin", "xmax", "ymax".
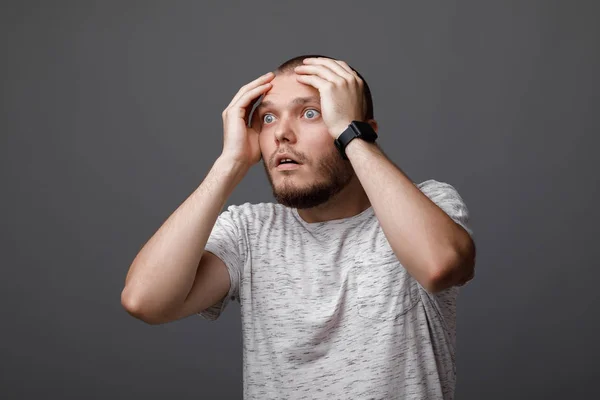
[
  {"xmin": 304, "ymin": 109, "xmax": 320, "ymax": 119},
  {"xmin": 263, "ymin": 114, "xmax": 275, "ymax": 124}
]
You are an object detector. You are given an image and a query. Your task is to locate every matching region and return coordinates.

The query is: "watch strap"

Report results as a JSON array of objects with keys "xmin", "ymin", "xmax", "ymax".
[{"xmin": 334, "ymin": 121, "xmax": 377, "ymax": 160}]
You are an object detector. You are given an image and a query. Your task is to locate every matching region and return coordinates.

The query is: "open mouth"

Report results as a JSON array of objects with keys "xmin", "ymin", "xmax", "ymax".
[
  {"xmin": 276, "ymin": 160, "xmax": 300, "ymax": 170},
  {"xmin": 275, "ymin": 156, "xmax": 302, "ymax": 170}
]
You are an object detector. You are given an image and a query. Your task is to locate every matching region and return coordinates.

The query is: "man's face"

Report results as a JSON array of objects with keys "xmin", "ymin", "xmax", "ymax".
[{"xmin": 253, "ymin": 72, "xmax": 354, "ymax": 209}]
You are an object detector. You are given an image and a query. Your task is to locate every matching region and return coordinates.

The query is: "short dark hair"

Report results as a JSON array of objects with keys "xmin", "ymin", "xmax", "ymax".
[{"xmin": 275, "ymin": 54, "xmax": 374, "ymax": 121}]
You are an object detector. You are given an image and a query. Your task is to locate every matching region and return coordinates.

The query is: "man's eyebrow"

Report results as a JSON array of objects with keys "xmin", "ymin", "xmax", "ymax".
[{"xmin": 256, "ymin": 96, "xmax": 320, "ymax": 110}]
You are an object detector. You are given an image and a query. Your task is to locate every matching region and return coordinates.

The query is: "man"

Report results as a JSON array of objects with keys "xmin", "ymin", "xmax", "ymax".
[{"xmin": 121, "ymin": 54, "xmax": 476, "ymax": 399}]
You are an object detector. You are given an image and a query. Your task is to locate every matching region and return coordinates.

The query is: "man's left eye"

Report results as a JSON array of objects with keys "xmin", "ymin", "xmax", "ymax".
[{"xmin": 304, "ymin": 109, "xmax": 320, "ymax": 119}]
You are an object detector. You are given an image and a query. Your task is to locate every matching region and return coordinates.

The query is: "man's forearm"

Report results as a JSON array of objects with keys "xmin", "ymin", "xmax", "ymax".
[
  {"xmin": 121, "ymin": 155, "xmax": 249, "ymax": 315},
  {"xmin": 345, "ymin": 139, "xmax": 475, "ymax": 292}
]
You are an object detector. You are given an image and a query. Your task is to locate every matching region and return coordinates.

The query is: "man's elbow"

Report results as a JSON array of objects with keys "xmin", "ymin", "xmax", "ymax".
[
  {"xmin": 121, "ymin": 287, "xmax": 169, "ymax": 325},
  {"xmin": 424, "ymin": 245, "xmax": 476, "ymax": 293}
]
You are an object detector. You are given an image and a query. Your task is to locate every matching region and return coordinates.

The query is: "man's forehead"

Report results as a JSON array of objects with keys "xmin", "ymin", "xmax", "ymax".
[
  {"xmin": 259, "ymin": 73, "xmax": 320, "ymax": 105},
  {"xmin": 257, "ymin": 95, "xmax": 321, "ymax": 110}
]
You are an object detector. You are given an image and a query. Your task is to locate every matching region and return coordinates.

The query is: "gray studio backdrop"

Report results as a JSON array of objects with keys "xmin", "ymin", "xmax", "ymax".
[{"xmin": 1, "ymin": 1, "xmax": 598, "ymax": 399}]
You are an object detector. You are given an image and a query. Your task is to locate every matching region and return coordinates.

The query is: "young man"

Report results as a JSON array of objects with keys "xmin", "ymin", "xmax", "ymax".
[{"xmin": 122, "ymin": 55, "xmax": 476, "ymax": 399}]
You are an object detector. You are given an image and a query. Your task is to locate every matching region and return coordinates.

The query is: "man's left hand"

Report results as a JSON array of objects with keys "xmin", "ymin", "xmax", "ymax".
[{"xmin": 294, "ymin": 57, "xmax": 365, "ymax": 139}]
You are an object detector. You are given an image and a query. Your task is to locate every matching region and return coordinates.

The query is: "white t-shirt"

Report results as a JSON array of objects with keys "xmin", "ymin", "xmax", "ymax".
[{"xmin": 199, "ymin": 179, "xmax": 473, "ymax": 399}]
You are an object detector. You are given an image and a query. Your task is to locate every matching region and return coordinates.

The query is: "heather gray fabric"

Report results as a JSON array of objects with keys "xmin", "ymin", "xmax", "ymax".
[{"xmin": 199, "ymin": 179, "xmax": 473, "ymax": 399}]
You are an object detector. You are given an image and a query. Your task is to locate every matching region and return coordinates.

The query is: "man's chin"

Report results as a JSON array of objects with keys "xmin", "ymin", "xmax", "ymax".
[
  {"xmin": 273, "ymin": 193, "xmax": 328, "ymax": 209},
  {"xmin": 271, "ymin": 182, "xmax": 343, "ymax": 209}
]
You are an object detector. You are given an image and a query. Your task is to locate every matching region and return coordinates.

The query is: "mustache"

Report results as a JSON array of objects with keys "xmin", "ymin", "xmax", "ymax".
[{"xmin": 269, "ymin": 148, "xmax": 306, "ymax": 167}]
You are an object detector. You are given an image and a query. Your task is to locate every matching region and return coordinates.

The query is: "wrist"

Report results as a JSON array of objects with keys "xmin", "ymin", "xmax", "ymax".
[
  {"xmin": 344, "ymin": 137, "xmax": 380, "ymax": 159},
  {"xmin": 330, "ymin": 120, "xmax": 353, "ymax": 140},
  {"xmin": 333, "ymin": 120, "xmax": 379, "ymax": 160},
  {"xmin": 214, "ymin": 155, "xmax": 251, "ymax": 183}
]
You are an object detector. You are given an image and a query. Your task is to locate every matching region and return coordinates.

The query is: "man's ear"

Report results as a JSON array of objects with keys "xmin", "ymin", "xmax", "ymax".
[{"xmin": 367, "ymin": 119, "xmax": 378, "ymax": 133}]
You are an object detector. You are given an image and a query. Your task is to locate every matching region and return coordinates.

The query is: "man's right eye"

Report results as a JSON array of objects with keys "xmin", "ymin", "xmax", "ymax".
[{"xmin": 263, "ymin": 114, "xmax": 275, "ymax": 124}]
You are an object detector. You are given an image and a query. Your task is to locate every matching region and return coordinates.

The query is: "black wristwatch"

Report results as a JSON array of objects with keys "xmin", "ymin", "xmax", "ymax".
[{"xmin": 334, "ymin": 120, "xmax": 378, "ymax": 160}]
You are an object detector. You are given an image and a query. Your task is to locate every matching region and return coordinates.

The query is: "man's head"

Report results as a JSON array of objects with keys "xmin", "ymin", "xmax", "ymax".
[
  {"xmin": 252, "ymin": 54, "xmax": 377, "ymax": 209},
  {"xmin": 275, "ymin": 55, "xmax": 374, "ymax": 121}
]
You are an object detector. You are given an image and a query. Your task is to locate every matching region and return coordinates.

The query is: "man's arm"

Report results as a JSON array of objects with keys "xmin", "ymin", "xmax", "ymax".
[
  {"xmin": 294, "ymin": 57, "xmax": 475, "ymax": 294},
  {"xmin": 121, "ymin": 156, "xmax": 249, "ymax": 324},
  {"xmin": 121, "ymin": 71, "xmax": 275, "ymax": 324},
  {"xmin": 345, "ymin": 139, "xmax": 476, "ymax": 293}
]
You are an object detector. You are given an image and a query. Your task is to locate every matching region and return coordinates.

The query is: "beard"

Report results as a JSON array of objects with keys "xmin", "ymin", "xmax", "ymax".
[{"xmin": 263, "ymin": 148, "xmax": 355, "ymax": 209}]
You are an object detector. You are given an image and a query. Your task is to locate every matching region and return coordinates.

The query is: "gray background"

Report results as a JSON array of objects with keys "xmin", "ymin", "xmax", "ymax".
[{"xmin": 1, "ymin": 1, "xmax": 598, "ymax": 399}]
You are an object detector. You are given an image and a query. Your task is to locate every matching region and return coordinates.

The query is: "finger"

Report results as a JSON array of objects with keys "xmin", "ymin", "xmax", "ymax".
[
  {"xmin": 227, "ymin": 72, "xmax": 273, "ymax": 109},
  {"xmin": 333, "ymin": 59, "xmax": 354, "ymax": 75},
  {"xmin": 232, "ymin": 82, "xmax": 272, "ymax": 120},
  {"xmin": 332, "ymin": 60, "xmax": 363, "ymax": 87},
  {"xmin": 295, "ymin": 64, "xmax": 345, "ymax": 85},
  {"xmin": 226, "ymin": 72, "xmax": 274, "ymax": 109},
  {"xmin": 303, "ymin": 57, "xmax": 354, "ymax": 81},
  {"xmin": 295, "ymin": 73, "xmax": 330, "ymax": 91},
  {"xmin": 314, "ymin": 58, "xmax": 362, "ymax": 86}
]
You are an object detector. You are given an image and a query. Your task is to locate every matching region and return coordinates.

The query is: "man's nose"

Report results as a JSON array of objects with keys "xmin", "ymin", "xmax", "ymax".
[{"xmin": 274, "ymin": 116, "xmax": 297, "ymax": 144}]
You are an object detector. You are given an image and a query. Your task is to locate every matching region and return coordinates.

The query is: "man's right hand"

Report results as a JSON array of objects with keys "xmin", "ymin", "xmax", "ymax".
[{"xmin": 221, "ymin": 71, "xmax": 274, "ymax": 166}]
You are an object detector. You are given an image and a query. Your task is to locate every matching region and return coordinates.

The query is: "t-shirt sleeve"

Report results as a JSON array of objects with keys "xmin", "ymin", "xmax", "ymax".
[
  {"xmin": 416, "ymin": 179, "xmax": 473, "ymax": 237},
  {"xmin": 197, "ymin": 205, "xmax": 245, "ymax": 321}
]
